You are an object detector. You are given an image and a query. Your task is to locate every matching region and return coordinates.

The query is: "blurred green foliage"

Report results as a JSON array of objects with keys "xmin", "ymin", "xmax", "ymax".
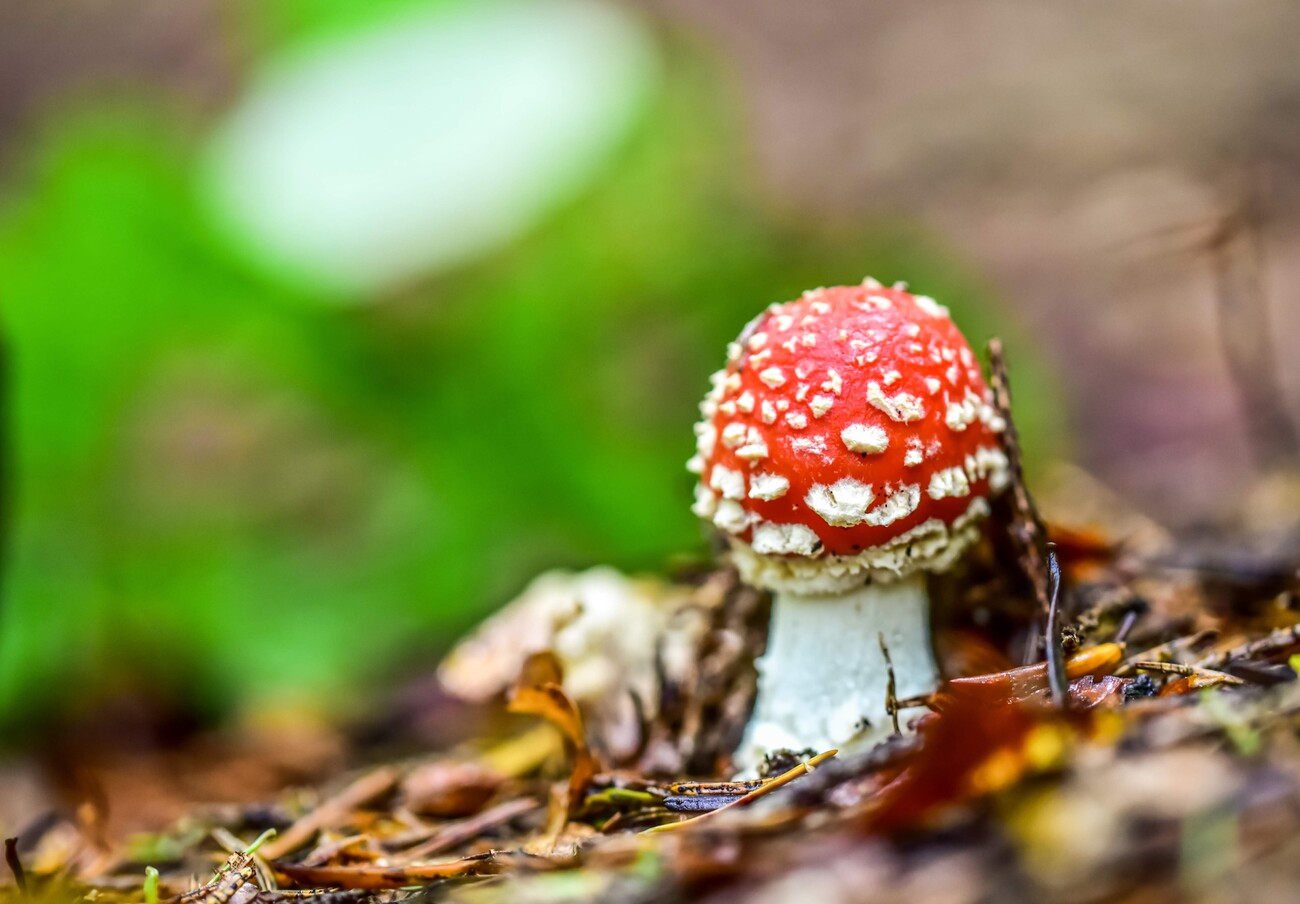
[
  {"xmin": 243, "ymin": 0, "xmax": 461, "ymax": 47},
  {"xmin": 0, "ymin": 6, "xmax": 1060, "ymax": 736}
]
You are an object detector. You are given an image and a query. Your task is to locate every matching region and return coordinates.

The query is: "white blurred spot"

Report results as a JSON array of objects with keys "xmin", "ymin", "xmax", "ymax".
[{"xmin": 203, "ymin": 0, "xmax": 656, "ymax": 295}]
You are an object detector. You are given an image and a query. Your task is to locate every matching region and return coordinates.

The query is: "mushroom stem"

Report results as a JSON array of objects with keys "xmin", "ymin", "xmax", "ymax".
[{"xmin": 734, "ymin": 573, "xmax": 939, "ymax": 771}]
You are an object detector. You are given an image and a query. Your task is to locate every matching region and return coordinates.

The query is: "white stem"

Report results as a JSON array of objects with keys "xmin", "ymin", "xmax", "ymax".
[{"xmin": 734, "ymin": 572, "xmax": 939, "ymax": 771}]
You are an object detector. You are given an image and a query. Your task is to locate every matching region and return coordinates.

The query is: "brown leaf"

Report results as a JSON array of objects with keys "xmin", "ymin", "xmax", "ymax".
[
  {"xmin": 400, "ymin": 760, "xmax": 504, "ymax": 818},
  {"xmin": 259, "ymin": 768, "xmax": 399, "ymax": 861},
  {"xmin": 507, "ymin": 653, "xmax": 601, "ymax": 816},
  {"xmin": 391, "ymin": 797, "xmax": 539, "ymax": 864},
  {"xmin": 948, "ymin": 643, "xmax": 1124, "ymax": 704},
  {"xmin": 1065, "ymin": 674, "xmax": 1130, "ymax": 709},
  {"xmin": 1045, "ymin": 522, "xmax": 1117, "ymax": 569},
  {"xmin": 859, "ymin": 685, "xmax": 1042, "ymax": 833},
  {"xmin": 276, "ymin": 852, "xmax": 502, "ymax": 890}
]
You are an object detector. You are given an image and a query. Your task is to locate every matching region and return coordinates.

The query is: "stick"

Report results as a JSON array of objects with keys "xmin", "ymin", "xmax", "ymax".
[
  {"xmin": 261, "ymin": 767, "xmax": 399, "ymax": 861},
  {"xmin": 393, "ymin": 798, "xmax": 539, "ymax": 864},
  {"xmin": 988, "ymin": 339, "xmax": 1052, "ymax": 616},
  {"xmin": 1045, "ymin": 545, "xmax": 1069, "ymax": 708},
  {"xmin": 1196, "ymin": 624, "xmax": 1300, "ymax": 671},
  {"xmin": 4, "ymin": 838, "xmax": 26, "ymax": 896},
  {"xmin": 1116, "ymin": 630, "xmax": 1218, "ymax": 677},
  {"xmin": 1131, "ymin": 661, "xmax": 1243, "ymax": 685},
  {"xmin": 643, "ymin": 749, "xmax": 838, "ymax": 834},
  {"xmin": 880, "ymin": 632, "xmax": 901, "ymax": 735}
]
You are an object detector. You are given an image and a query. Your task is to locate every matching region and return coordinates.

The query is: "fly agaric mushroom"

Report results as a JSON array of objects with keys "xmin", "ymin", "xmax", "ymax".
[{"xmin": 688, "ymin": 280, "xmax": 1010, "ymax": 768}]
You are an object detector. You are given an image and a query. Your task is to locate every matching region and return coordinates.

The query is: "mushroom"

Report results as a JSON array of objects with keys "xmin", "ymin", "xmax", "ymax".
[{"xmin": 688, "ymin": 280, "xmax": 1010, "ymax": 768}]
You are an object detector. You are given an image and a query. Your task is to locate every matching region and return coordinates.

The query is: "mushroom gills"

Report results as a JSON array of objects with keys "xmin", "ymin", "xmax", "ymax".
[{"xmin": 733, "ymin": 572, "xmax": 938, "ymax": 772}]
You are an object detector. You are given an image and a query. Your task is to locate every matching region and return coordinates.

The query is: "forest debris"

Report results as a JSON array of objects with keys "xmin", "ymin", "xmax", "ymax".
[
  {"xmin": 1159, "ymin": 675, "xmax": 1228, "ymax": 695},
  {"xmin": 258, "ymin": 768, "xmax": 398, "ymax": 861},
  {"xmin": 4, "ymin": 838, "xmax": 26, "ymax": 896},
  {"xmin": 1040, "ymin": 522, "xmax": 1116, "ymax": 573},
  {"xmin": 24, "ymin": 552, "xmax": 1300, "ymax": 904},
  {"xmin": 478, "ymin": 725, "xmax": 563, "ymax": 778},
  {"xmin": 1006, "ymin": 746, "xmax": 1246, "ymax": 891},
  {"xmin": 211, "ymin": 827, "xmax": 278, "ymax": 894},
  {"xmin": 439, "ymin": 568, "xmax": 682, "ymax": 705},
  {"xmin": 178, "ymin": 850, "xmax": 258, "ymax": 903},
  {"xmin": 1044, "ymin": 546, "xmax": 1069, "ymax": 707},
  {"xmin": 399, "ymin": 761, "xmax": 504, "ymax": 819},
  {"xmin": 523, "ymin": 786, "xmax": 580, "ymax": 858},
  {"xmin": 987, "ymin": 338, "xmax": 1052, "ymax": 620},
  {"xmin": 1131, "ymin": 660, "xmax": 1243, "ymax": 682},
  {"xmin": 389, "ymin": 798, "xmax": 538, "ymax": 864},
  {"xmin": 438, "ymin": 567, "xmax": 763, "ymax": 775},
  {"xmin": 1196, "ymin": 623, "xmax": 1300, "ymax": 671},
  {"xmin": 889, "ymin": 693, "xmax": 936, "ymax": 713},
  {"xmin": 295, "ymin": 835, "xmax": 373, "ymax": 869},
  {"xmin": 859, "ymin": 685, "xmax": 1045, "ymax": 833},
  {"xmin": 251, "ymin": 892, "xmax": 374, "ymax": 903},
  {"xmin": 879, "ymin": 634, "xmax": 901, "ymax": 734},
  {"xmin": 276, "ymin": 852, "xmax": 502, "ymax": 890},
  {"xmin": 1223, "ymin": 659, "xmax": 1296, "ymax": 685},
  {"xmin": 1064, "ymin": 674, "xmax": 1131, "ymax": 709},
  {"xmin": 1128, "ymin": 661, "xmax": 1245, "ymax": 696},
  {"xmin": 1115, "ymin": 629, "xmax": 1218, "ymax": 676},
  {"xmin": 1071, "ymin": 585, "xmax": 1146, "ymax": 639},
  {"xmin": 441, "ymin": 568, "xmax": 694, "ymax": 763},
  {"xmin": 644, "ymin": 749, "xmax": 837, "ymax": 834},
  {"xmin": 1114, "ymin": 608, "xmax": 1140, "ymax": 643},
  {"xmin": 949, "ymin": 643, "xmax": 1125, "ymax": 703},
  {"xmin": 507, "ymin": 653, "xmax": 601, "ymax": 817},
  {"xmin": 640, "ymin": 568, "xmax": 768, "ymax": 776},
  {"xmin": 21, "ymin": 368, "xmax": 1300, "ymax": 904}
]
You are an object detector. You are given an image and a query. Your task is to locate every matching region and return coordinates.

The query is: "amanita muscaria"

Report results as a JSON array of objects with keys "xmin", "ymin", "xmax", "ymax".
[{"xmin": 688, "ymin": 280, "xmax": 1010, "ymax": 768}]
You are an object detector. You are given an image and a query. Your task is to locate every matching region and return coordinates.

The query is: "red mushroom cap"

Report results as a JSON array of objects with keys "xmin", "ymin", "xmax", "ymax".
[{"xmin": 689, "ymin": 281, "xmax": 1009, "ymax": 593}]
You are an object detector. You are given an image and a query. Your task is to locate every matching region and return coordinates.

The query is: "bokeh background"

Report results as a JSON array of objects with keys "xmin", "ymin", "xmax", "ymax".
[{"xmin": 1, "ymin": 0, "xmax": 1297, "ymax": 747}]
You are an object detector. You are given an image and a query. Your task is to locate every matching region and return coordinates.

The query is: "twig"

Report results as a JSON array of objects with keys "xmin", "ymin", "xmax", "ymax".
[
  {"xmin": 4, "ymin": 838, "xmax": 27, "ymax": 896},
  {"xmin": 1045, "ymin": 545, "xmax": 1069, "ymax": 708},
  {"xmin": 260, "ymin": 767, "xmax": 399, "ymax": 861},
  {"xmin": 1114, "ymin": 609, "xmax": 1140, "ymax": 645},
  {"xmin": 179, "ymin": 853, "xmax": 256, "ymax": 904},
  {"xmin": 392, "ymin": 798, "xmax": 539, "ymax": 864},
  {"xmin": 1116, "ymin": 630, "xmax": 1219, "ymax": 676},
  {"xmin": 891, "ymin": 693, "xmax": 936, "ymax": 712},
  {"xmin": 275, "ymin": 852, "xmax": 503, "ymax": 891},
  {"xmin": 643, "ymin": 749, "xmax": 838, "ymax": 834},
  {"xmin": 211, "ymin": 827, "xmax": 278, "ymax": 891},
  {"xmin": 1021, "ymin": 618, "xmax": 1042, "ymax": 667},
  {"xmin": 1073, "ymin": 587, "xmax": 1145, "ymax": 638},
  {"xmin": 297, "ymin": 834, "xmax": 373, "ymax": 869},
  {"xmin": 951, "ymin": 643, "xmax": 1125, "ymax": 699},
  {"xmin": 988, "ymin": 339, "xmax": 1052, "ymax": 617},
  {"xmin": 1131, "ymin": 661, "xmax": 1244, "ymax": 685},
  {"xmin": 880, "ymin": 632, "xmax": 901, "ymax": 735},
  {"xmin": 1195, "ymin": 624, "xmax": 1300, "ymax": 671}
]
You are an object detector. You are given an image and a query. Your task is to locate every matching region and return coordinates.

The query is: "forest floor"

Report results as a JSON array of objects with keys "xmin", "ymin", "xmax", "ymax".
[{"xmin": 5, "ymin": 354, "xmax": 1300, "ymax": 904}]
